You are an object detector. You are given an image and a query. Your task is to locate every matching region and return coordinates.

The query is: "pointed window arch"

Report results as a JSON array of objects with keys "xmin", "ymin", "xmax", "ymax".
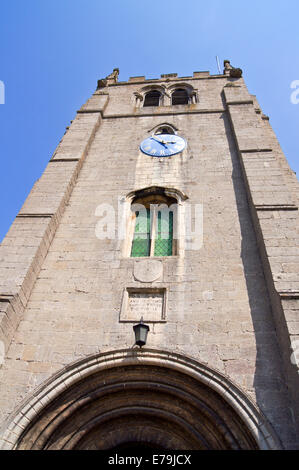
[
  {"xmin": 125, "ymin": 187, "xmax": 188, "ymax": 258},
  {"xmin": 155, "ymin": 125, "xmax": 175, "ymax": 135},
  {"xmin": 149, "ymin": 123, "xmax": 178, "ymax": 136},
  {"xmin": 131, "ymin": 192, "xmax": 176, "ymax": 257},
  {"xmin": 171, "ymin": 88, "xmax": 189, "ymax": 105},
  {"xmin": 143, "ymin": 90, "xmax": 161, "ymax": 107}
]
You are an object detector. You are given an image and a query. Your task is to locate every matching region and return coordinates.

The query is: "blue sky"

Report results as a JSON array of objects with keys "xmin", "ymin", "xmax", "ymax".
[{"xmin": 0, "ymin": 0, "xmax": 298, "ymax": 241}]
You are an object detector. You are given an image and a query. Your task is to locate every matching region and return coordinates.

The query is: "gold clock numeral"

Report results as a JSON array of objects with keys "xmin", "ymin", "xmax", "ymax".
[
  {"xmin": 151, "ymin": 149, "xmax": 157, "ymax": 154},
  {"xmin": 144, "ymin": 146, "xmax": 151, "ymax": 151},
  {"xmin": 160, "ymin": 150, "xmax": 165, "ymax": 156}
]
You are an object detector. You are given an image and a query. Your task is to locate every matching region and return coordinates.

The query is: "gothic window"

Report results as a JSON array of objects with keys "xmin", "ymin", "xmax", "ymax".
[
  {"xmin": 143, "ymin": 90, "xmax": 161, "ymax": 107},
  {"xmin": 130, "ymin": 193, "xmax": 177, "ymax": 257},
  {"xmin": 171, "ymin": 88, "xmax": 189, "ymax": 105},
  {"xmin": 155, "ymin": 126, "xmax": 175, "ymax": 135}
]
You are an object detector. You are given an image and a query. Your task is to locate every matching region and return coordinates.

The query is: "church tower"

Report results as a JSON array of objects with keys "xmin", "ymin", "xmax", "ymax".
[{"xmin": 0, "ymin": 62, "xmax": 299, "ymax": 450}]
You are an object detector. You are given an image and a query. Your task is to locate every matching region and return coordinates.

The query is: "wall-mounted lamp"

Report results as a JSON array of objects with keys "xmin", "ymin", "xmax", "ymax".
[{"xmin": 133, "ymin": 317, "xmax": 150, "ymax": 348}]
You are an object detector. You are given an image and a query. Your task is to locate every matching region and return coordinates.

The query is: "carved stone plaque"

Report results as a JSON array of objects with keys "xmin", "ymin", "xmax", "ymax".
[
  {"xmin": 133, "ymin": 260, "xmax": 163, "ymax": 283},
  {"xmin": 120, "ymin": 288, "xmax": 166, "ymax": 322}
]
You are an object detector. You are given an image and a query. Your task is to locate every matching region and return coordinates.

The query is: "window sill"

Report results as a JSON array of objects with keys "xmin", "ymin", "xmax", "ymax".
[{"xmin": 126, "ymin": 255, "xmax": 179, "ymax": 260}]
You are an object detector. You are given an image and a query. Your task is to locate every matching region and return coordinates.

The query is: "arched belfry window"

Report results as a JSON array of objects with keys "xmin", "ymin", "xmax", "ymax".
[
  {"xmin": 130, "ymin": 190, "xmax": 178, "ymax": 257},
  {"xmin": 171, "ymin": 88, "xmax": 189, "ymax": 105},
  {"xmin": 143, "ymin": 90, "xmax": 161, "ymax": 107},
  {"xmin": 155, "ymin": 125, "xmax": 175, "ymax": 135}
]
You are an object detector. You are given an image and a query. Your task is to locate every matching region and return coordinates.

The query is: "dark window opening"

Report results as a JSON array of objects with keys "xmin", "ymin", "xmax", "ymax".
[
  {"xmin": 156, "ymin": 127, "xmax": 174, "ymax": 135},
  {"xmin": 171, "ymin": 89, "xmax": 189, "ymax": 105},
  {"xmin": 144, "ymin": 90, "xmax": 161, "ymax": 107}
]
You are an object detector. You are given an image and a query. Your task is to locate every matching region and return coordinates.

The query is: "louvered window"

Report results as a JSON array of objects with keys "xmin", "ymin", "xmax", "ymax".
[
  {"xmin": 143, "ymin": 90, "xmax": 161, "ymax": 107},
  {"xmin": 171, "ymin": 88, "xmax": 189, "ymax": 105}
]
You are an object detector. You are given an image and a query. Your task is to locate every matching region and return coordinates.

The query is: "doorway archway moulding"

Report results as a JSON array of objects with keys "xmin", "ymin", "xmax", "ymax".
[{"xmin": 0, "ymin": 348, "xmax": 282, "ymax": 450}]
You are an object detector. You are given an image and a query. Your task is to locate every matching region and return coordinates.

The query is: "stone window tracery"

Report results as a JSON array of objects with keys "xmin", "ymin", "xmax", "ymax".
[
  {"xmin": 124, "ymin": 187, "xmax": 187, "ymax": 258},
  {"xmin": 143, "ymin": 90, "xmax": 161, "ymax": 107},
  {"xmin": 171, "ymin": 88, "xmax": 189, "ymax": 105},
  {"xmin": 169, "ymin": 84, "xmax": 197, "ymax": 105}
]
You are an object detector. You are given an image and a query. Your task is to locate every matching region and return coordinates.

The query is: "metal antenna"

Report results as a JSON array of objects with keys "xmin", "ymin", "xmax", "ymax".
[{"xmin": 216, "ymin": 56, "xmax": 221, "ymax": 74}]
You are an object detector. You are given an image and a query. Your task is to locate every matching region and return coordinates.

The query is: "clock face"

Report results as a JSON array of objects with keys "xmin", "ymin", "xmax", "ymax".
[{"xmin": 140, "ymin": 134, "xmax": 186, "ymax": 157}]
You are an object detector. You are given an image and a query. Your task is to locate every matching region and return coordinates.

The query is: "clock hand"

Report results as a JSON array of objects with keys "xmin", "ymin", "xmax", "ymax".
[
  {"xmin": 151, "ymin": 134, "xmax": 163, "ymax": 140},
  {"xmin": 151, "ymin": 136, "xmax": 167, "ymax": 145},
  {"xmin": 151, "ymin": 135, "xmax": 164, "ymax": 142}
]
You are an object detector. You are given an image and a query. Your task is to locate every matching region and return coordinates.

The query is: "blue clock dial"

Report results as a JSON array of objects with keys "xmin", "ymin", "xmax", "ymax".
[{"xmin": 140, "ymin": 134, "xmax": 186, "ymax": 157}]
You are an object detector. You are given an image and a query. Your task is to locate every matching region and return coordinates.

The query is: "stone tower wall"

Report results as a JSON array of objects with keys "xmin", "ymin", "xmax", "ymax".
[{"xmin": 0, "ymin": 69, "xmax": 298, "ymax": 448}]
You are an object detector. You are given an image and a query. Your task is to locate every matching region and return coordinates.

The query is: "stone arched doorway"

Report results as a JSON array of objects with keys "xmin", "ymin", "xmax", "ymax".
[{"xmin": 0, "ymin": 349, "xmax": 281, "ymax": 450}]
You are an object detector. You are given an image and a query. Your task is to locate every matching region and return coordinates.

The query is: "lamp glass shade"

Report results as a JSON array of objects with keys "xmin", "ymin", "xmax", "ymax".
[{"xmin": 133, "ymin": 322, "xmax": 150, "ymax": 347}]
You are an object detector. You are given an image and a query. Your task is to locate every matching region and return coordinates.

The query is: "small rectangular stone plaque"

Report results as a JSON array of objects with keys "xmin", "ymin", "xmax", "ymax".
[{"xmin": 120, "ymin": 288, "xmax": 166, "ymax": 322}]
